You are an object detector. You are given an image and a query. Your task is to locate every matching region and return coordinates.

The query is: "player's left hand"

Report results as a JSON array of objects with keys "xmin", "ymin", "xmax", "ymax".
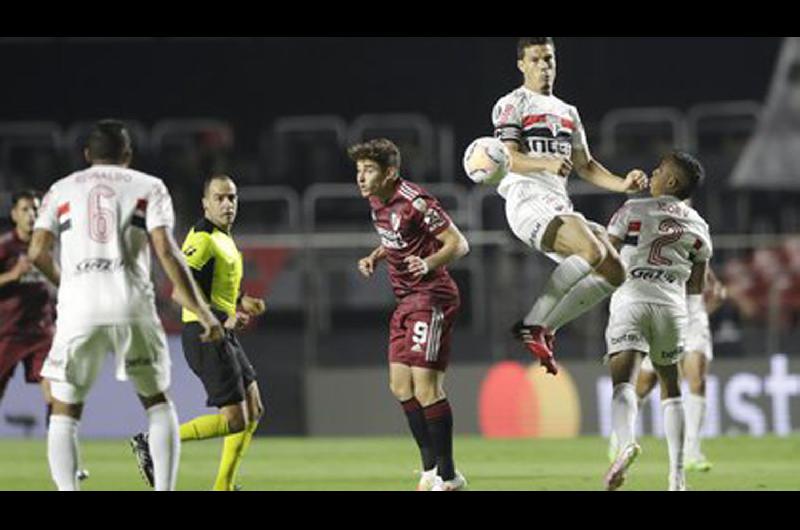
[
  {"xmin": 622, "ymin": 170, "xmax": 649, "ymax": 194},
  {"xmin": 404, "ymin": 256, "xmax": 430, "ymax": 278},
  {"xmin": 241, "ymin": 295, "xmax": 267, "ymax": 317},
  {"xmin": 225, "ymin": 311, "xmax": 252, "ymax": 331}
]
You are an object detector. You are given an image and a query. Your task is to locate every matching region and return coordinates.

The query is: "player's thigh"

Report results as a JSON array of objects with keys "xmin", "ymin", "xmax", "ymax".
[
  {"xmin": 410, "ymin": 366, "xmax": 446, "ymax": 405},
  {"xmin": 606, "ymin": 303, "xmax": 650, "ymax": 364},
  {"xmin": 182, "ymin": 325, "xmax": 247, "ymax": 409},
  {"xmin": 45, "ymin": 326, "xmax": 113, "ymax": 405},
  {"xmin": 548, "ymin": 215, "xmax": 606, "ymax": 265},
  {"xmin": 681, "ymin": 350, "xmax": 709, "ymax": 393},
  {"xmin": 647, "ymin": 305, "xmax": 688, "ymax": 368},
  {"xmin": 607, "ymin": 350, "xmax": 644, "ymax": 387},
  {"xmin": 389, "ymin": 363, "xmax": 414, "ymax": 400},
  {"xmin": 120, "ymin": 323, "xmax": 172, "ymax": 399}
]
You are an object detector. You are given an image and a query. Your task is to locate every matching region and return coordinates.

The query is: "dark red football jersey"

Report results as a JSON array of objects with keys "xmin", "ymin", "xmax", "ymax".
[
  {"xmin": 369, "ymin": 180, "xmax": 460, "ymax": 303},
  {"xmin": 0, "ymin": 230, "xmax": 56, "ymax": 337}
]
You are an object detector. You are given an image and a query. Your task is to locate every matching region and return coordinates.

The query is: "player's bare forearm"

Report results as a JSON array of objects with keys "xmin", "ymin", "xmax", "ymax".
[
  {"xmin": 426, "ymin": 225, "xmax": 470, "ymax": 272},
  {"xmin": 370, "ymin": 246, "xmax": 388, "ymax": 262},
  {"xmin": 505, "ymin": 142, "xmax": 572, "ymax": 177},
  {"xmin": 687, "ymin": 260, "xmax": 708, "ymax": 296},
  {"xmin": 574, "ymin": 149, "xmax": 648, "ymax": 194},
  {"xmin": 27, "ymin": 229, "xmax": 60, "ymax": 286}
]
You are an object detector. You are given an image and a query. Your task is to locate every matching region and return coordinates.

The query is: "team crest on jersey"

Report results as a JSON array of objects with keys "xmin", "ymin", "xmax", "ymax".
[{"xmin": 545, "ymin": 115, "xmax": 568, "ymax": 137}]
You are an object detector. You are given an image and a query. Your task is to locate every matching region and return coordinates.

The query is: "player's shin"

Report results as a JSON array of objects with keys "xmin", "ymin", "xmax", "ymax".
[
  {"xmin": 611, "ymin": 383, "xmax": 638, "ymax": 451},
  {"xmin": 684, "ymin": 393, "xmax": 706, "ymax": 458},
  {"xmin": 213, "ymin": 421, "xmax": 259, "ymax": 491},
  {"xmin": 424, "ymin": 400, "xmax": 455, "ymax": 481},
  {"xmin": 524, "ymin": 255, "xmax": 593, "ymax": 327},
  {"xmin": 544, "ymin": 274, "xmax": 616, "ymax": 332},
  {"xmin": 401, "ymin": 398, "xmax": 437, "ymax": 472},
  {"xmin": 148, "ymin": 402, "xmax": 180, "ymax": 491},
  {"xmin": 47, "ymin": 415, "xmax": 80, "ymax": 491},
  {"xmin": 662, "ymin": 398, "xmax": 686, "ymax": 480}
]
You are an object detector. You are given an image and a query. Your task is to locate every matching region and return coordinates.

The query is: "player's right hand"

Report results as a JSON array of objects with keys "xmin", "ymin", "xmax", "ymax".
[
  {"xmin": 358, "ymin": 256, "xmax": 376, "ymax": 278},
  {"xmin": 199, "ymin": 313, "xmax": 224, "ymax": 343},
  {"xmin": 12, "ymin": 255, "xmax": 33, "ymax": 280}
]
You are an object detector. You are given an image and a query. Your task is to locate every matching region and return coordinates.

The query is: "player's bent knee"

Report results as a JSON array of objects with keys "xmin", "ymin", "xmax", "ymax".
[
  {"xmin": 414, "ymin": 387, "xmax": 445, "ymax": 408},
  {"xmin": 603, "ymin": 257, "xmax": 626, "ymax": 288},
  {"xmin": 578, "ymin": 239, "xmax": 607, "ymax": 269}
]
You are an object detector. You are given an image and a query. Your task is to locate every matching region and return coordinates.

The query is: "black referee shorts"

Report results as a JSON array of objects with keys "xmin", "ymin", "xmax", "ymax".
[{"xmin": 181, "ymin": 323, "xmax": 257, "ymax": 408}]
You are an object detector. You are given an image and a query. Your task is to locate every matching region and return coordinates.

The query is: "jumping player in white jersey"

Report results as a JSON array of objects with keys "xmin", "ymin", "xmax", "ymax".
[
  {"xmin": 617, "ymin": 267, "xmax": 727, "ymax": 472},
  {"xmin": 492, "ymin": 37, "xmax": 649, "ymax": 375},
  {"xmin": 602, "ymin": 151, "xmax": 712, "ymax": 492},
  {"xmin": 28, "ymin": 120, "xmax": 224, "ymax": 491}
]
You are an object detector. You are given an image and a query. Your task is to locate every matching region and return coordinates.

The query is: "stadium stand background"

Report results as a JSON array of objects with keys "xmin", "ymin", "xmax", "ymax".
[{"xmin": 1, "ymin": 37, "xmax": 797, "ymax": 436}]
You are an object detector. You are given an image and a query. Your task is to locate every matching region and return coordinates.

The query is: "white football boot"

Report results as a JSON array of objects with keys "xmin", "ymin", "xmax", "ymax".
[
  {"xmin": 604, "ymin": 443, "xmax": 642, "ymax": 491},
  {"xmin": 417, "ymin": 468, "xmax": 438, "ymax": 491},
  {"xmin": 431, "ymin": 471, "xmax": 468, "ymax": 491}
]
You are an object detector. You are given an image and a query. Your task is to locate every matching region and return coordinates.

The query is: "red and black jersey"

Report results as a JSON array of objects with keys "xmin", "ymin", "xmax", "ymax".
[
  {"xmin": 0, "ymin": 230, "xmax": 56, "ymax": 338},
  {"xmin": 369, "ymin": 180, "xmax": 460, "ymax": 304}
]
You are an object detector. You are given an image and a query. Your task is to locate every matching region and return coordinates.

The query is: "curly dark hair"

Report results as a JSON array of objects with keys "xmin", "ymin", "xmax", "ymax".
[{"xmin": 347, "ymin": 138, "xmax": 402, "ymax": 171}]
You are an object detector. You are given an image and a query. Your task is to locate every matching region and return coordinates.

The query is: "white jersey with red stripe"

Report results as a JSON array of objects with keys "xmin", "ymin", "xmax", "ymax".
[
  {"xmin": 607, "ymin": 196, "xmax": 713, "ymax": 308},
  {"xmin": 492, "ymin": 86, "xmax": 589, "ymax": 200},
  {"xmin": 35, "ymin": 165, "xmax": 175, "ymax": 328}
]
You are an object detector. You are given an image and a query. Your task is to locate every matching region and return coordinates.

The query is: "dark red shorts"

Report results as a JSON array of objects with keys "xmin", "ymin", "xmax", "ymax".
[
  {"xmin": 0, "ymin": 334, "xmax": 53, "ymax": 386},
  {"xmin": 389, "ymin": 298, "xmax": 460, "ymax": 372}
]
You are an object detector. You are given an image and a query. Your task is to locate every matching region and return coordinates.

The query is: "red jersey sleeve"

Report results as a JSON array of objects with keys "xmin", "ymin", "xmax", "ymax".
[{"xmin": 411, "ymin": 196, "xmax": 452, "ymax": 238}]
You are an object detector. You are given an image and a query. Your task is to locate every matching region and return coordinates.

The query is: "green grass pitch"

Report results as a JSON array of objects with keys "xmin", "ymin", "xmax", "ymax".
[{"xmin": 1, "ymin": 435, "xmax": 798, "ymax": 491}]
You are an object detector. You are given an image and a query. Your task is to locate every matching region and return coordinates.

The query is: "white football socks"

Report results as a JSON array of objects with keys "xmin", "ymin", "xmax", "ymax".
[
  {"xmin": 48, "ymin": 415, "xmax": 80, "ymax": 491},
  {"xmin": 147, "ymin": 402, "xmax": 180, "ymax": 492},
  {"xmin": 611, "ymin": 384, "xmax": 638, "ymax": 452},
  {"xmin": 662, "ymin": 398, "xmax": 686, "ymax": 478},
  {"xmin": 524, "ymin": 255, "xmax": 593, "ymax": 327},
  {"xmin": 684, "ymin": 393, "xmax": 707, "ymax": 459},
  {"xmin": 544, "ymin": 274, "xmax": 616, "ymax": 332}
]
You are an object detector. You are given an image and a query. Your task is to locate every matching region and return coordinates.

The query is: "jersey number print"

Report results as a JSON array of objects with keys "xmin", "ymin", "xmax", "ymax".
[
  {"xmin": 648, "ymin": 219, "xmax": 685, "ymax": 266},
  {"xmin": 88, "ymin": 184, "xmax": 116, "ymax": 244}
]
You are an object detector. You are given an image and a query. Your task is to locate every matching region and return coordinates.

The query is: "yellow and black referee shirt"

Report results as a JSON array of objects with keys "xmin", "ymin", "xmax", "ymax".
[{"xmin": 181, "ymin": 218, "xmax": 243, "ymax": 323}]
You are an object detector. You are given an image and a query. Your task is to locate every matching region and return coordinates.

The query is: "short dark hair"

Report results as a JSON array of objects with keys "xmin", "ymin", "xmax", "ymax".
[
  {"xmin": 665, "ymin": 151, "xmax": 705, "ymax": 200},
  {"xmin": 86, "ymin": 119, "xmax": 132, "ymax": 163},
  {"xmin": 203, "ymin": 174, "xmax": 235, "ymax": 197},
  {"xmin": 347, "ymin": 138, "xmax": 402, "ymax": 171},
  {"xmin": 517, "ymin": 37, "xmax": 555, "ymax": 60},
  {"xmin": 11, "ymin": 189, "xmax": 40, "ymax": 208}
]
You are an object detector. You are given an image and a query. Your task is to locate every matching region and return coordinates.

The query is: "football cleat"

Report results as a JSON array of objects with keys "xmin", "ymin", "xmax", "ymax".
[
  {"xmin": 76, "ymin": 469, "xmax": 90, "ymax": 482},
  {"xmin": 686, "ymin": 455, "xmax": 713, "ymax": 473},
  {"xmin": 130, "ymin": 432, "xmax": 155, "ymax": 488},
  {"xmin": 431, "ymin": 471, "xmax": 468, "ymax": 492},
  {"xmin": 604, "ymin": 443, "xmax": 641, "ymax": 491},
  {"xmin": 512, "ymin": 321, "xmax": 558, "ymax": 376},
  {"xmin": 417, "ymin": 468, "xmax": 438, "ymax": 491}
]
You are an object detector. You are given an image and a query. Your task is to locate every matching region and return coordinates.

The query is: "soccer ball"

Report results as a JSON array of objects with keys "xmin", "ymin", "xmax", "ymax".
[{"xmin": 463, "ymin": 137, "xmax": 511, "ymax": 186}]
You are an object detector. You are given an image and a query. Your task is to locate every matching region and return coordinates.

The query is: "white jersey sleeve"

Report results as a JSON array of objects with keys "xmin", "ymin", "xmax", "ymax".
[
  {"xmin": 492, "ymin": 93, "xmax": 523, "ymax": 145},
  {"xmin": 35, "ymin": 185, "xmax": 61, "ymax": 235},
  {"xmin": 145, "ymin": 179, "xmax": 175, "ymax": 232},
  {"xmin": 607, "ymin": 201, "xmax": 632, "ymax": 241},
  {"xmin": 569, "ymin": 106, "xmax": 589, "ymax": 154}
]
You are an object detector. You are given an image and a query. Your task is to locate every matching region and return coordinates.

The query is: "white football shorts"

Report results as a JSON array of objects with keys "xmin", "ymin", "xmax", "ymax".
[
  {"xmin": 504, "ymin": 181, "xmax": 603, "ymax": 262},
  {"xmin": 605, "ymin": 302, "xmax": 687, "ymax": 367},
  {"xmin": 42, "ymin": 322, "xmax": 171, "ymax": 404}
]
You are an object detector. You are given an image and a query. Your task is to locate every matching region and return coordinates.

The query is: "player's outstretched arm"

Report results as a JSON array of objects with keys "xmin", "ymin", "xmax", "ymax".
[
  {"xmin": 572, "ymin": 148, "xmax": 648, "ymax": 194},
  {"xmin": 504, "ymin": 141, "xmax": 573, "ymax": 178},
  {"xmin": 27, "ymin": 229, "xmax": 61, "ymax": 286},
  {"xmin": 405, "ymin": 225, "xmax": 470, "ymax": 278},
  {"xmin": 150, "ymin": 227, "xmax": 223, "ymax": 342}
]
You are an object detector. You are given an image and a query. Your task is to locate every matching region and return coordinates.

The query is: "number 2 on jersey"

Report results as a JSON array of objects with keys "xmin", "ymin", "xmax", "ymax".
[
  {"xmin": 88, "ymin": 184, "xmax": 116, "ymax": 243},
  {"xmin": 648, "ymin": 219, "xmax": 685, "ymax": 266}
]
